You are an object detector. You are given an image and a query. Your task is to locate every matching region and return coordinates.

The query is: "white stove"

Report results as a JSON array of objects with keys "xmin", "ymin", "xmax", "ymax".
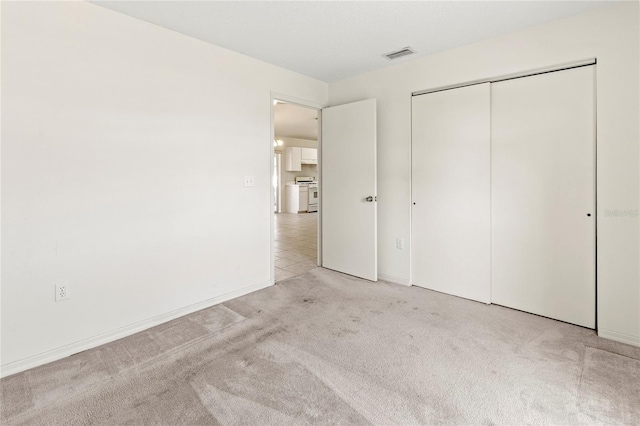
[
  {"xmin": 295, "ymin": 177, "xmax": 318, "ymax": 212},
  {"xmin": 294, "ymin": 177, "xmax": 315, "ymax": 185},
  {"xmin": 307, "ymin": 182, "xmax": 318, "ymax": 212}
]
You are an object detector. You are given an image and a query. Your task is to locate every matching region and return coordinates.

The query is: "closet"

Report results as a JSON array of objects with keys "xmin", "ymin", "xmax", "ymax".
[
  {"xmin": 411, "ymin": 83, "xmax": 491, "ymax": 304},
  {"xmin": 411, "ymin": 65, "xmax": 596, "ymax": 328}
]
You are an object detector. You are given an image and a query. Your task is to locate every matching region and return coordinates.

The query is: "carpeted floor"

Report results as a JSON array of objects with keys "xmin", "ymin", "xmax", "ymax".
[{"xmin": 2, "ymin": 267, "xmax": 639, "ymax": 425}]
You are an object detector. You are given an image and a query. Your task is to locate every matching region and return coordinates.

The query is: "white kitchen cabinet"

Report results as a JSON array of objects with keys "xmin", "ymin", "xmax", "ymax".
[
  {"xmin": 285, "ymin": 184, "xmax": 299, "ymax": 213},
  {"xmin": 285, "ymin": 183, "xmax": 310, "ymax": 213},
  {"xmin": 301, "ymin": 148, "xmax": 318, "ymax": 164},
  {"xmin": 286, "ymin": 147, "xmax": 317, "ymax": 170},
  {"xmin": 285, "ymin": 147, "xmax": 302, "ymax": 171},
  {"xmin": 298, "ymin": 186, "xmax": 309, "ymax": 212}
]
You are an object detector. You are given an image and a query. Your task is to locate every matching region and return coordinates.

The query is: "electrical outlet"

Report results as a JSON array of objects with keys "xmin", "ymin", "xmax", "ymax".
[
  {"xmin": 55, "ymin": 284, "xmax": 70, "ymax": 302},
  {"xmin": 244, "ymin": 176, "xmax": 255, "ymax": 187},
  {"xmin": 396, "ymin": 238, "xmax": 404, "ymax": 250}
]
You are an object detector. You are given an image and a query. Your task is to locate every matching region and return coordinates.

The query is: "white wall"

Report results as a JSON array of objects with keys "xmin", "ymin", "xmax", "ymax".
[
  {"xmin": 0, "ymin": 1, "xmax": 327, "ymax": 373},
  {"xmin": 329, "ymin": 3, "xmax": 640, "ymax": 345}
]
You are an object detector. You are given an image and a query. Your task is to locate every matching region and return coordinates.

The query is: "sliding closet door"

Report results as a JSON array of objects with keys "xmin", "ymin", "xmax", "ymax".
[
  {"xmin": 491, "ymin": 66, "xmax": 595, "ymax": 328},
  {"xmin": 412, "ymin": 83, "xmax": 490, "ymax": 303}
]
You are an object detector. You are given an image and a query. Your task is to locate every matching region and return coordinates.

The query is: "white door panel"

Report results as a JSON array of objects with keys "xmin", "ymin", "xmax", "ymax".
[
  {"xmin": 491, "ymin": 66, "xmax": 596, "ymax": 328},
  {"xmin": 322, "ymin": 99, "xmax": 377, "ymax": 281},
  {"xmin": 411, "ymin": 83, "xmax": 491, "ymax": 303}
]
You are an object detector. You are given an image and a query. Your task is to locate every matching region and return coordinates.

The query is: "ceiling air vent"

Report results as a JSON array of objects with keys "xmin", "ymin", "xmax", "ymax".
[{"xmin": 383, "ymin": 47, "xmax": 415, "ymax": 60}]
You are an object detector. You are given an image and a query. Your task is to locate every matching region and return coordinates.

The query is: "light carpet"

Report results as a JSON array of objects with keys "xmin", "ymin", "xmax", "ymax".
[{"xmin": 2, "ymin": 267, "xmax": 639, "ymax": 425}]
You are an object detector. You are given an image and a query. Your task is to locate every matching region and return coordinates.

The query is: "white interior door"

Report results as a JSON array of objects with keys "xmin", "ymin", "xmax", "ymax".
[
  {"xmin": 411, "ymin": 83, "xmax": 491, "ymax": 303},
  {"xmin": 322, "ymin": 99, "xmax": 377, "ymax": 281},
  {"xmin": 491, "ymin": 66, "xmax": 595, "ymax": 328}
]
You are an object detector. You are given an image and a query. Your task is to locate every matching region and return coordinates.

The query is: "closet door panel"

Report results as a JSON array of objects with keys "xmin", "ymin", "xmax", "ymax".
[
  {"xmin": 491, "ymin": 66, "xmax": 595, "ymax": 328},
  {"xmin": 411, "ymin": 83, "xmax": 491, "ymax": 303}
]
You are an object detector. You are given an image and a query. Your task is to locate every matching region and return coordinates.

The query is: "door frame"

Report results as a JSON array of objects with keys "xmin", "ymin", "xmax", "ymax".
[
  {"xmin": 274, "ymin": 152, "xmax": 282, "ymax": 213},
  {"xmin": 270, "ymin": 92, "xmax": 324, "ymax": 284}
]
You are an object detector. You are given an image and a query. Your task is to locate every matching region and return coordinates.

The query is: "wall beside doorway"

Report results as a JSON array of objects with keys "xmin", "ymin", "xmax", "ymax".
[{"xmin": 1, "ymin": 0, "xmax": 328, "ymax": 374}]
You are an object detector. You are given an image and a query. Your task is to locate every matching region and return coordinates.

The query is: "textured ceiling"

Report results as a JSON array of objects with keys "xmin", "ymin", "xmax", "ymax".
[
  {"xmin": 274, "ymin": 102, "xmax": 318, "ymax": 141},
  {"xmin": 92, "ymin": 1, "xmax": 614, "ymax": 82}
]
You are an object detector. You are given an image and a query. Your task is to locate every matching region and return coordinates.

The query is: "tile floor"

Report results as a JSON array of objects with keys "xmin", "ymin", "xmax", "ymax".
[{"xmin": 274, "ymin": 212, "xmax": 318, "ymax": 282}]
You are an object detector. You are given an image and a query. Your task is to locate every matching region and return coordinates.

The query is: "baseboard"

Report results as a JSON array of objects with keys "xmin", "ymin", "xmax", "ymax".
[
  {"xmin": 598, "ymin": 328, "xmax": 640, "ymax": 347},
  {"xmin": 0, "ymin": 280, "xmax": 273, "ymax": 379},
  {"xmin": 378, "ymin": 273, "xmax": 411, "ymax": 286}
]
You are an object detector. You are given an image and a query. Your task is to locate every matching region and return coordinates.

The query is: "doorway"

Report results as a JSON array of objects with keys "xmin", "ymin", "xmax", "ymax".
[
  {"xmin": 271, "ymin": 96, "xmax": 321, "ymax": 282},
  {"xmin": 270, "ymin": 95, "xmax": 378, "ymax": 284}
]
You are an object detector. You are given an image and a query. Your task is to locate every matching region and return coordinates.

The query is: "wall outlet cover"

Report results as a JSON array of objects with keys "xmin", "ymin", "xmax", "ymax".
[{"xmin": 55, "ymin": 284, "xmax": 70, "ymax": 301}]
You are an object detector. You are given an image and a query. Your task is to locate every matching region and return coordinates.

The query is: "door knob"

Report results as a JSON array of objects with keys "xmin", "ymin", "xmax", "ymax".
[{"xmin": 365, "ymin": 196, "xmax": 376, "ymax": 202}]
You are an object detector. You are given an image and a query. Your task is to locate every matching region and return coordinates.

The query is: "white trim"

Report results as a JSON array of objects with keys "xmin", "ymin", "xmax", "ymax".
[
  {"xmin": 271, "ymin": 92, "xmax": 324, "ymax": 110},
  {"xmin": 317, "ymin": 109, "xmax": 323, "ymax": 267},
  {"xmin": 412, "ymin": 58, "xmax": 596, "ymax": 97},
  {"xmin": 598, "ymin": 328, "xmax": 640, "ymax": 347},
  {"xmin": 378, "ymin": 273, "xmax": 411, "ymax": 286},
  {"xmin": 0, "ymin": 280, "xmax": 272, "ymax": 379},
  {"xmin": 270, "ymin": 94, "xmax": 276, "ymax": 283}
]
